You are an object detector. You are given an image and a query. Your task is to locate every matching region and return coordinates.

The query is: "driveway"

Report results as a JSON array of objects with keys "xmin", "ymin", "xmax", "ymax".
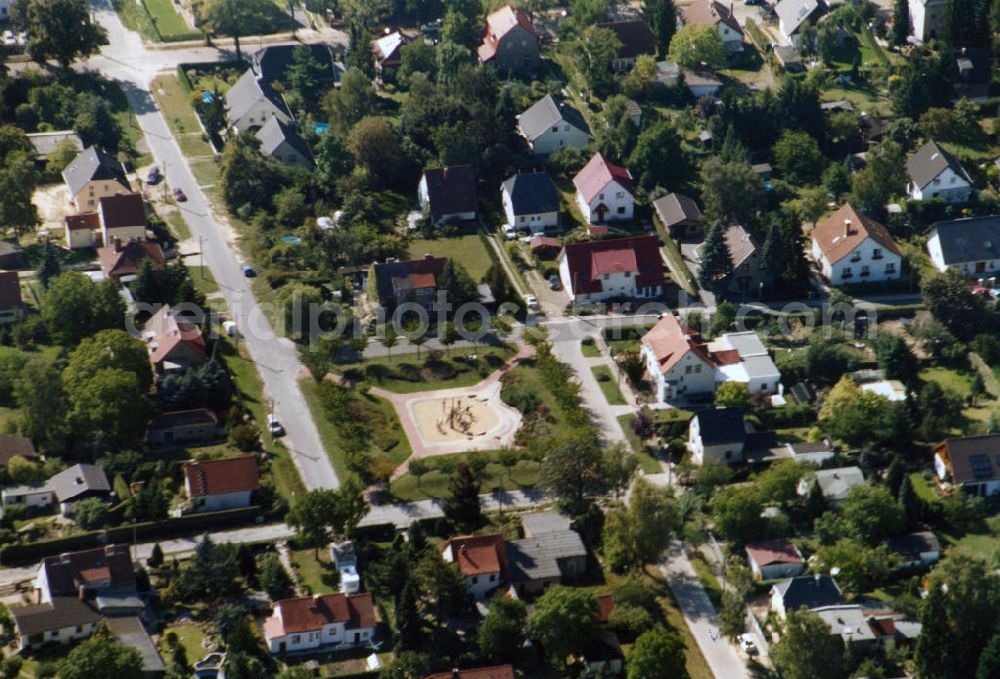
[{"xmin": 85, "ymin": 0, "xmax": 344, "ymax": 489}]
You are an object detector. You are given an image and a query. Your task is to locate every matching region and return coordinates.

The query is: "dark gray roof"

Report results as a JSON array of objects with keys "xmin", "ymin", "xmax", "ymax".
[
  {"xmin": 50, "ymin": 463, "xmax": 111, "ymax": 503},
  {"xmin": 907, "ymin": 140, "xmax": 971, "ymax": 190},
  {"xmin": 27, "ymin": 131, "xmax": 83, "ymax": 159},
  {"xmin": 508, "ymin": 529, "xmax": 587, "ymax": 582},
  {"xmin": 105, "ymin": 616, "xmax": 167, "ymax": 674},
  {"xmin": 250, "ymin": 43, "xmax": 342, "ymax": 86},
  {"xmin": 521, "ymin": 510, "xmax": 573, "ymax": 537},
  {"xmin": 773, "ymin": 575, "xmax": 843, "ymax": 612},
  {"xmin": 652, "ymin": 193, "xmax": 702, "ymax": 227},
  {"xmin": 225, "ymin": 69, "xmax": 293, "ymax": 126},
  {"xmin": 939, "ymin": 434, "xmax": 1000, "ymax": 484},
  {"xmin": 930, "ymin": 216, "xmax": 1000, "ymax": 266},
  {"xmin": 887, "ymin": 531, "xmax": 941, "ymax": 561},
  {"xmin": 11, "ymin": 597, "xmax": 101, "ymax": 636},
  {"xmin": 518, "ymin": 95, "xmax": 590, "ymax": 141},
  {"xmin": 692, "ymin": 408, "xmax": 747, "ymax": 445},
  {"xmin": 255, "ymin": 117, "xmax": 314, "ymax": 166},
  {"xmin": 501, "ymin": 171, "xmax": 559, "ymax": 216},
  {"xmin": 61, "ymin": 146, "xmax": 129, "ymax": 198}
]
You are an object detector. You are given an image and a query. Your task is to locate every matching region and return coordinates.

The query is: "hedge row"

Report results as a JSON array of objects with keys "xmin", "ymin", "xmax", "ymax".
[{"xmin": 1, "ymin": 507, "xmax": 263, "ymax": 565}]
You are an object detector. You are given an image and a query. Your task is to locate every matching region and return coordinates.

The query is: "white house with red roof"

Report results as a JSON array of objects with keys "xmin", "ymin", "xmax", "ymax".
[
  {"xmin": 745, "ymin": 540, "xmax": 806, "ymax": 581},
  {"xmin": 557, "ymin": 235, "xmax": 665, "ymax": 305},
  {"xmin": 428, "ymin": 667, "xmax": 515, "ymax": 679},
  {"xmin": 478, "ymin": 5, "xmax": 540, "ymax": 73},
  {"xmin": 679, "ymin": 0, "xmax": 744, "ymax": 53},
  {"xmin": 442, "ymin": 534, "xmax": 508, "ymax": 600},
  {"xmin": 143, "ymin": 305, "xmax": 207, "ymax": 374},
  {"xmin": 811, "ymin": 204, "xmax": 901, "ymax": 284},
  {"xmin": 572, "ymin": 153, "xmax": 635, "ymax": 224},
  {"xmin": 181, "ymin": 455, "xmax": 259, "ymax": 513},
  {"xmin": 263, "ymin": 592, "xmax": 376, "ymax": 655}
]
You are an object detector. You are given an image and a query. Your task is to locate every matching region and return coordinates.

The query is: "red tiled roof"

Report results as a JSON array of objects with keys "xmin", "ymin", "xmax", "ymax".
[
  {"xmin": 268, "ymin": 592, "xmax": 376, "ymax": 636},
  {"xmin": 427, "ymin": 666, "xmax": 515, "ymax": 679},
  {"xmin": 40, "ymin": 544, "xmax": 135, "ymax": 597},
  {"xmin": 868, "ymin": 617, "xmax": 896, "ymax": 637},
  {"xmin": 560, "ymin": 235, "xmax": 664, "ymax": 295},
  {"xmin": 0, "ymin": 271, "xmax": 23, "ymax": 311},
  {"xmin": 680, "ymin": 0, "xmax": 743, "ymax": 34},
  {"xmin": 530, "ymin": 236, "xmax": 560, "ymax": 250},
  {"xmin": 478, "ymin": 5, "xmax": 535, "ymax": 62},
  {"xmin": 640, "ymin": 314, "xmax": 716, "ymax": 376},
  {"xmin": 713, "ymin": 348, "xmax": 741, "ymax": 366},
  {"xmin": 182, "ymin": 455, "xmax": 260, "ymax": 497},
  {"xmin": 146, "ymin": 305, "xmax": 207, "ymax": 366},
  {"xmin": 812, "ymin": 203, "xmax": 900, "ymax": 265},
  {"xmin": 745, "ymin": 540, "xmax": 804, "ymax": 567},
  {"xmin": 573, "ymin": 153, "xmax": 634, "ymax": 204},
  {"xmin": 443, "ymin": 534, "xmax": 508, "ymax": 577},
  {"xmin": 66, "ymin": 212, "xmax": 100, "ymax": 231},
  {"xmin": 97, "ymin": 239, "xmax": 165, "ymax": 278},
  {"xmin": 99, "ymin": 193, "xmax": 146, "ymax": 230},
  {"xmin": 597, "ymin": 594, "xmax": 614, "ymax": 623}
]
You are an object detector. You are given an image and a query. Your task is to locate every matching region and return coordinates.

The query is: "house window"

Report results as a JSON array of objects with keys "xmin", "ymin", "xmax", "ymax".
[
  {"xmin": 625, "ymin": 271, "xmax": 631, "ymax": 277},
  {"xmin": 564, "ymin": 124, "xmax": 570, "ymax": 131},
  {"xmin": 617, "ymin": 206, "xmax": 625, "ymax": 214},
  {"xmin": 489, "ymin": 574, "xmax": 496, "ymax": 582},
  {"xmin": 603, "ymin": 274, "xmax": 609, "ymax": 280},
  {"xmin": 599, "ymin": 193, "xmax": 605, "ymax": 201},
  {"xmin": 519, "ymin": 216, "xmax": 525, "ymax": 223},
  {"xmin": 292, "ymin": 635, "xmax": 300, "ymax": 643},
  {"xmin": 685, "ymin": 365, "xmax": 693, "ymax": 374},
  {"xmin": 552, "ymin": 126, "xmax": 559, "ymax": 133},
  {"xmin": 695, "ymin": 365, "xmax": 702, "ymax": 373},
  {"xmin": 861, "ymin": 265, "xmax": 870, "ymax": 276},
  {"xmin": 472, "ymin": 576, "xmax": 479, "ymax": 584},
  {"xmin": 933, "ymin": 177, "xmax": 941, "ymax": 185},
  {"xmin": 615, "ymin": 191, "xmax": 624, "ymax": 199},
  {"xmin": 841, "ymin": 267, "xmax": 853, "ymax": 279},
  {"xmin": 76, "ymin": 626, "xmax": 83, "ymax": 633},
  {"xmin": 872, "ymin": 248, "xmax": 883, "ymax": 260},
  {"xmin": 886, "ymin": 262, "xmax": 896, "ymax": 273}
]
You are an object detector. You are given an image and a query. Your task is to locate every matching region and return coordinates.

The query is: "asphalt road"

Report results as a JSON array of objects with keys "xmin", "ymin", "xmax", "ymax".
[{"xmin": 84, "ymin": 0, "xmax": 343, "ymax": 489}]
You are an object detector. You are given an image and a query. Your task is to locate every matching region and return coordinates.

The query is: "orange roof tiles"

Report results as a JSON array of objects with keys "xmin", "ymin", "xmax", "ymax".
[
  {"xmin": 182, "ymin": 455, "xmax": 260, "ymax": 497},
  {"xmin": 443, "ymin": 534, "xmax": 508, "ymax": 577},
  {"xmin": 269, "ymin": 592, "xmax": 376, "ymax": 636},
  {"xmin": 641, "ymin": 314, "xmax": 716, "ymax": 376},
  {"xmin": 812, "ymin": 203, "xmax": 900, "ymax": 265}
]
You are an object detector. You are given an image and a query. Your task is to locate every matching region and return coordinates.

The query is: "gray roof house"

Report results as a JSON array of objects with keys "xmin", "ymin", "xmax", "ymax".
[
  {"xmin": 906, "ymin": 140, "xmax": 974, "ymax": 203},
  {"xmin": 507, "ymin": 529, "xmax": 588, "ymax": 594},
  {"xmin": 521, "ymin": 510, "xmax": 574, "ymax": 538},
  {"xmin": 775, "ymin": 0, "xmax": 822, "ymax": 42},
  {"xmin": 225, "ymin": 70, "xmax": 294, "ymax": 134},
  {"xmin": 652, "ymin": 192, "xmax": 703, "ymax": 237},
  {"xmin": 501, "ymin": 171, "xmax": 560, "ymax": 232},
  {"xmin": 106, "ymin": 617, "xmax": 167, "ymax": 677},
  {"xmin": 26, "ymin": 131, "xmax": 83, "ymax": 163},
  {"xmin": 518, "ymin": 95, "xmax": 590, "ymax": 156},
  {"xmin": 62, "ymin": 146, "xmax": 130, "ymax": 202},
  {"xmin": 255, "ymin": 117, "xmax": 314, "ymax": 168},
  {"xmin": 249, "ymin": 43, "xmax": 343, "ymax": 87},
  {"xmin": 796, "ymin": 466, "xmax": 864, "ymax": 504},
  {"xmin": 50, "ymin": 464, "xmax": 111, "ymax": 510},
  {"xmin": 771, "ymin": 575, "xmax": 843, "ymax": 619},
  {"xmin": 926, "ymin": 216, "xmax": 1000, "ymax": 275},
  {"xmin": 887, "ymin": 531, "xmax": 941, "ymax": 569}
]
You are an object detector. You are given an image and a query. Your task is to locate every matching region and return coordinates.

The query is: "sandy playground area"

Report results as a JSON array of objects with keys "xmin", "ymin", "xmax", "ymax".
[{"xmin": 402, "ymin": 380, "xmax": 522, "ymax": 456}]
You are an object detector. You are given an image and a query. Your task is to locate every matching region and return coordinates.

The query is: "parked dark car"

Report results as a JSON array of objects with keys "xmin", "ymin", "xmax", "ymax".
[
  {"xmin": 172, "ymin": 187, "xmax": 187, "ymax": 202},
  {"xmin": 146, "ymin": 166, "xmax": 162, "ymax": 184}
]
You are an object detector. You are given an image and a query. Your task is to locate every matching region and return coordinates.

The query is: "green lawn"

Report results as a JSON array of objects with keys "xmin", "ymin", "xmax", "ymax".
[
  {"xmin": 920, "ymin": 366, "xmax": 973, "ymax": 398},
  {"xmin": 408, "ymin": 232, "xmax": 494, "ymax": 281},
  {"xmin": 592, "ymin": 365, "xmax": 626, "ymax": 405},
  {"xmin": 389, "ymin": 450, "xmax": 541, "ymax": 501},
  {"xmin": 581, "ymin": 339, "xmax": 601, "ymax": 358},
  {"xmin": 218, "ymin": 339, "xmax": 305, "ymax": 499},
  {"xmin": 909, "ymin": 472, "xmax": 939, "ymax": 504},
  {"xmin": 688, "ymin": 551, "xmax": 723, "ymax": 608},
  {"xmin": 151, "ymin": 75, "xmax": 214, "ymax": 157},
  {"xmin": 190, "ymin": 159, "xmax": 221, "ymax": 187},
  {"xmin": 290, "ymin": 547, "xmax": 338, "ymax": 595},
  {"xmin": 112, "ymin": 0, "xmax": 202, "ymax": 41},
  {"xmin": 617, "ymin": 413, "xmax": 662, "ymax": 474},
  {"xmin": 189, "ymin": 266, "xmax": 219, "ymax": 297},
  {"xmin": 162, "ymin": 623, "xmax": 211, "ymax": 667},
  {"xmin": 336, "ymin": 346, "xmax": 514, "ymax": 393},
  {"xmin": 165, "ymin": 211, "xmax": 191, "ymax": 241}
]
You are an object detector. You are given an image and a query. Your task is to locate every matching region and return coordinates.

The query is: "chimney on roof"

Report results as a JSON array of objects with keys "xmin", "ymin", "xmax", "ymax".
[
  {"xmin": 104, "ymin": 545, "xmax": 116, "ymax": 557},
  {"xmin": 814, "ymin": 573, "xmax": 822, "ymax": 583},
  {"xmin": 844, "ymin": 219, "xmax": 852, "ymax": 237},
  {"xmin": 425, "ymin": 253, "xmax": 434, "ymax": 259},
  {"xmin": 452, "ymin": 669, "xmax": 461, "ymax": 679},
  {"xmin": 113, "ymin": 237, "xmax": 123, "ymax": 252}
]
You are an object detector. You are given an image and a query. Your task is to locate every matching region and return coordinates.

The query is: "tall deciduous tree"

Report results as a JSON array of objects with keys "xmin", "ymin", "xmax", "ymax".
[
  {"xmin": 667, "ymin": 23, "xmax": 726, "ymax": 68},
  {"xmin": 539, "ymin": 434, "xmax": 614, "ymax": 516},
  {"xmin": 628, "ymin": 120, "xmax": 689, "ymax": 191},
  {"xmin": 603, "ymin": 478, "xmax": 677, "ymax": 572},
  {"xmin": 574, "ymin": 26, "xmax": 621, "ymax": 96},
  {"xmin": 58, "ymin": 623, "xmax": 143, "ymax": 679},
  {"xmin": 530, "ymin": 586, "xmax": 600, "ymax": 670},
  {"xmin": 11, "ymin": 0, "xmax": 107, "ymax": 68},
  {"xmin": 700, "ymin": 158, "xmax": 766, "ymax": 226},
  {"xmin": 627, "ymin": 628, "xmax": 689, "ymax": 679},
  {"xmin": 773, "ymin": 130, "xmax": 825, "ymax": 184},
  {"xmin": 478, "ymin": 597, "xmax": 527, "ymax": 663},
  {"xmin": 287, "ymin": 45, "xmax": 330, "ymax": 114},
  {"xmin": 773, "ymin": 610, "xmax": 845, "ymax": 679},
  {"xmin": 14, "ymin": 356, "xmax": 67, "ymax": 451},
  {"xmin": 64, "ymin": 329, "xmax": 153, "ymax": 394}
]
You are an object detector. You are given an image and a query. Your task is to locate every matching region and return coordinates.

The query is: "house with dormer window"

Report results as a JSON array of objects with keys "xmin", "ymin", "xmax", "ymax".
[{"xmin": 811, "ymin": 204, "xmax": 902, "ymax": 284}]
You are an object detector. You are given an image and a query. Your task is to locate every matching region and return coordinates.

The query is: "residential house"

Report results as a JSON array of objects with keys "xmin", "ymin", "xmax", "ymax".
[
  {"xmin": 331, "ymin": 541, "xmax": 361, "ymax": 594},
  {"xmin": 65, "ymin": 212, "xmax": 99, "ymax": 250},
  {"xmin": 683, "ymin": 70, "xmax": 723, "ymax": 99},
  {"xmin": 529, "ymin": 236, "xmax": 561, "ymax": 260},
  {"xmin": 679, "ymin": 0, "xmax": 744, "ymax": 53},
  {"xmin": 371, "ymin": 254, "xmax": 448, "ymax": 310},
  {"xmin": 906, "ymin": 140, "xmax": 973, "ymax": 203},
  {"xmin": 521, "ymin": 510, "xmax": 573, "ymax": 537},
  {"xmin": 250, "ymin": 43, "xmax": 342, "ymax": 87},
  {"xmin": 926, "ymin": 216, "xmax": 1000, "ymax": 277},
  {"xmin": 143, "ymin": 305, "xmax": 207, "ymax": 373},
  {"xmin": 34, "ymin": 544, "xmax": 137, "ymax": 608},
  {"xmin": 655, "ymin": 60, "xmax": 681, "ymax": 87},
  {"xmin": 934, "ymin": 434, "xmax": 1000, "ymax": 497},
  {"xmin": 427, "ymin": 667, "xmax": 515, "ymax": 679},
  {"xmin": 582, "ymin": 631, "xmax": 625, "ymax": 676},
  {"xmin": 811, "ymin": 204, "xmax": 902, "ymax": 284},
  {"xmin": 557, "ymin": 236, "xmax": 665, "ymax": 304},
  {"xmin": 0, "ymin": 0, "xmax": 8, "ymax": 20},
  {"xmin": 746, "ymin": 540, "xmax": 806, "ymax": 580},
  {"xmin": 688, "ymin": 408, "xmax": 748, "ymax": 465},
  {"xmin": 146, "ymin": 409, "xmax": 221, "ymax": 447},
  {"xmin": 441, "ymin": 534, "xmax": 509, "ymax": 600},
  {"xmin": 10, "ymin": 598, "xmax": 102, "ymax": 651},
  {"xmin": 507, "ymin": 528, "xmax": 588, "ymax": 595},
  {"xmin": 887, "ymin": 531, "xmax": 941, "ymax": 569},
  {"xmin": 1, "ymin": 481, "xmax": 55, "ymax": 513},
  {"xmin": 775, "ymin": 0, "xmax": 822, "ymax": 44},
  {"xmin": 418, "ymin": 165, "xmax": 477, "ymax": 225},
  {"xmin": 796, "ymin": 466, "xmax": 865, "ymax": 504},
  {"xmin": 263, "ymin": 592, "xmax": 376, "ymax": 655},
  {"xmin": 573, "ymin": 153, "xmax": 635, "ymax": 223},
  {"xmin": 774, "ymin": 440, "xmax": 835, "ymax": 465},
  {"xmin": 652, "ymin": 192, "xmax": 703, "ymax": 238},
  {"xmin": 812, "ymin": 605, "xmax": 880, "ymax": 651},
  {"xmin": 0, "ymin": 435, "xmax": 37, "ymax": 468},
  {"xmin": 517, "ymin": 94, "xmax": 590, "ymax": 157},
  {"xmin": 224, "ymin": 70, "xmax": 294, "ymax": 134},
  {"xmin": 909, "ymin": 0, "xmax": 947, "ymax": 41},
  {"xmin": 105, "ymin": 616, "xmax": 167, "ymax": 677},
  {"xmin": 501, "ymin": 171, "xmax": 560, "ymax": 233},
  {"xmin": 596, "ymin": 20, "xmax": 656, "ymax": 71},
  {"xmin": 641, "ymin": 315, "xmax": 781, "ymax": 402},
  {"xmin": 182, "ymin": 455, "xmax": 260, "ymax": 512},
  {"xmin": 954, "ymin": 47, "xmax": 991, "ymax": 98},
  {"xmin": 97, "ymin": 239, "xmax": 165, "ymax": 281},
  {"xmin": 26, "ymin": 131, "xmax": 82, "ymax": 166},
  {"xmin": 62, "ymin": 146, "xmax": 131, "ymax": 213},
  {"xmin": 0, "ymin": 271, "xmax": 24, "ymax": 324},
  {"xmin": 255, "ymin": 117, "xmax": 314, "ymax": 168},
  {"xmin": 477, "ymin": 5, "xmax": 540, "ymax": 74},
  {"xmin": 0, "ymin": 241, "xmax": 26, "ymax": 271},
  {"xmin": 50, "ymin": 464, "xmax": 112, "ymax": 515},
  {"xmin": 371, "ymin": 30, "xmax": 410, "ymax": 76},
  {"xmin": 771, "ymin": 574, "xmax": 843, "ymax": 620},
  {"xmin": 696, "ymin": 224, "xmax": 767, "ymax": 297},
  {"xmin": 99, "ymin": 193, "xmax": 147, "ymax": 246},
  {"xmin": 860, "ymin": 379, "xmax": 907, "ymax": 401},
  {"xmin": 820, "ymin": 100, "xmax": 855, "ymax": 113}
]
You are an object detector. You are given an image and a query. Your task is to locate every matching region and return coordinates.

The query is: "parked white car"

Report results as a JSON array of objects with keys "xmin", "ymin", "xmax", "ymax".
[
  {"xmin": 738, "ymin": 634, "xmax": 758, "ymax": 656},
  {"xmin": 523, "ymin": 294, "xmax": 539, "ymax": 310},
  {"xmin": 502, "ymin": 225, "xmax": 517, "ymax": 240}
]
